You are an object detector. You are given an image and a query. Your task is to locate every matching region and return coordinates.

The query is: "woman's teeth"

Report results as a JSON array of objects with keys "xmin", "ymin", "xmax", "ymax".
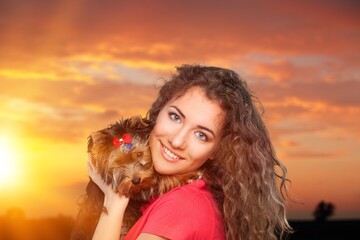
[{"xmin": 163, "ymin": 146, "xmax": 180, "ymax": 159}]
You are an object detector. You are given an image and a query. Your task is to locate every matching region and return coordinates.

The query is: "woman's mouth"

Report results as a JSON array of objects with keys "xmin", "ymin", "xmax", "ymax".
[{"xmin": 162, "ymin": 145, "xmax": 181, "ymax": 161}]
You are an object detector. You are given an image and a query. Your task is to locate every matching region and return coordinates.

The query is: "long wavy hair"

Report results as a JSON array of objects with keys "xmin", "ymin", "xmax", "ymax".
[{"xmin": 146, "ymin": 64, "xmax": 293, "ymax": 240}]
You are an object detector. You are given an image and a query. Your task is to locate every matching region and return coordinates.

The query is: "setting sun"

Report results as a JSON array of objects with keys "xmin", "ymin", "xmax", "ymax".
[{"xmin": 0, "ymin": 136, "xmax": 19, "ymax": 188}]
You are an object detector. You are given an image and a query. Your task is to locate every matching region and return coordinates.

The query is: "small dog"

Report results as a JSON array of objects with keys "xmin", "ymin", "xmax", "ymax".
[{"xmin": 71, "ymin": 116, "xmax": 201, "ymax": 240}]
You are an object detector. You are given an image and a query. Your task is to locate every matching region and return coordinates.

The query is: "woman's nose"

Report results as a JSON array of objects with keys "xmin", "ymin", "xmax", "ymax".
[{"xmin": 168, "ymin": 129, "xmax": 187, "ymax": 149}]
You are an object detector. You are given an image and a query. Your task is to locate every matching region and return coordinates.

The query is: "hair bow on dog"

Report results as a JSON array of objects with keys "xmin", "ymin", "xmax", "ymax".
[{"xmin": 113, "ymin": 133, "xmax": 133, "ymax": 150}]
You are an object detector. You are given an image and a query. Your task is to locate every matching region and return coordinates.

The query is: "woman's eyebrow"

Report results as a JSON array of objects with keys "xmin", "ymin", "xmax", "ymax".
[
  {"xmin": 170, "ymin": 106, "xmax": 185, "ymax": 118},
  {"xmin": 197, "ymin": 125, "xmax": 216, "ymax": 138},
  {"xmin": 170, "ymin": 105, "xmax": 216, "ymax": 138}
]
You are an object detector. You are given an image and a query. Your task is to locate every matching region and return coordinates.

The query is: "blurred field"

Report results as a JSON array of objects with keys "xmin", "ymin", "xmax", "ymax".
[
  {"xmin": 0, "ymin": 210, "xmax": 359, "ymax": 240},
  {"xmin": 0, "ymin": 214, "xmax": 74, "ymax": 240}
]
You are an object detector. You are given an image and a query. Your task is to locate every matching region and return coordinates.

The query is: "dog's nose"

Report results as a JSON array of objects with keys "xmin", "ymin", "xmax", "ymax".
[{"xmin": 131, "ymin": 178, "xmax": 141, "ymax": 185}]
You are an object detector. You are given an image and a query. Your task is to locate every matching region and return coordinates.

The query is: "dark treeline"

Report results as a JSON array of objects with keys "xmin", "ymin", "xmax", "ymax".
[
  {"xmin": 0, "ymin": 214, "xmax": 74, "ymax": 240},
  {"xmin": 0, "ymin": 215, "xmax": 359, "ymax": 240},
  {"xmin": 289, "ymin": 220, "xmax": 359, "ymax": 240}
]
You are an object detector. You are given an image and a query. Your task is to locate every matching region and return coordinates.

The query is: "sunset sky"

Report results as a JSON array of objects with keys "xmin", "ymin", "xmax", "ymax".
[{"xmin": 0, "ymin": 0, "xmax": 359, "ymax": 220}]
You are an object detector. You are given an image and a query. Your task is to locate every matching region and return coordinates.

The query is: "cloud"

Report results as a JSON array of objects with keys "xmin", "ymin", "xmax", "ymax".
[
  {"xmin": 0, "ymin": 78, "xmax": 157, "ymax": 141},
  {"xmin": 284, "ymin": 149, "xmax": 347, "ymax": 160},
  {"xmin": 252, "ymin": 80, "xmax": 360, "ymax": 107},
  {"xmin": 1, "ymin": 0, "xmax": 359, "ymax": 69}
]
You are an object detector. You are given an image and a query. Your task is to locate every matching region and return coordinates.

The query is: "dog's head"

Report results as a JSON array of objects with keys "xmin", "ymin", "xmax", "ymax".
[{"xmin": 88, "ymin": 115, "xmax": 156, "ymax": 198}]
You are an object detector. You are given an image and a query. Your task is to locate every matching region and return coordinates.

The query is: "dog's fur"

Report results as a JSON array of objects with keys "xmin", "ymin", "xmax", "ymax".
[{"xmin": 71, "ymin": 116, "xmax": 201, "ymax": 240}]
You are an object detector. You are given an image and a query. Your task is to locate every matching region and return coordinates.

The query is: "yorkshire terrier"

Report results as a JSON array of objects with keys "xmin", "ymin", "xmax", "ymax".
[{"xmin": 71, "ymin": 115, "xmax": 201, "ymax": 240}]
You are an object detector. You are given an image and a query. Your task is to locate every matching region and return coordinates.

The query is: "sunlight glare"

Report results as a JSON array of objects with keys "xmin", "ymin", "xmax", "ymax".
[{"xmin": 0, "ymin": 136, "xmax": 19, "ymax": 188}]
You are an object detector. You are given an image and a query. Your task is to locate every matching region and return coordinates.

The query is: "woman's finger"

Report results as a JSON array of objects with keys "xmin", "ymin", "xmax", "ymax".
[
  {"xmin": 87, "ymin": 160, "xmax": 94, "ymax": 174},
  {"xmin": 87, "ymin": 155, "xmax": 96, "ymax": 171},
  {"xmin": 87, "ymin": 160, "xmax": 109, "ymax": 193}
]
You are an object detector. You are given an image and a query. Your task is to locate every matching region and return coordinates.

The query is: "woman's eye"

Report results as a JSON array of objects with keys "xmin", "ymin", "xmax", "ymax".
[
  {"xmin": 169, "ymin": 112, "xmax": 181, "ymax": 122},
  {"xmin": 195, "ymin": 131, "xmax": 208, "ymax": 141}
]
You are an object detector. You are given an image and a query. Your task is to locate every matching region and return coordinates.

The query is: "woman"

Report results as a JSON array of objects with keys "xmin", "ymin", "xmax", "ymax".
[{"xmin": 89, "ymin": 64, "xmax": 293, "ymax": 240}]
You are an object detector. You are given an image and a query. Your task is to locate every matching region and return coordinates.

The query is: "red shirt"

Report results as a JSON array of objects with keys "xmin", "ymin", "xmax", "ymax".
[{"xmin": 125, "ymin": 179, "xmax": 225, "ymax": 240}]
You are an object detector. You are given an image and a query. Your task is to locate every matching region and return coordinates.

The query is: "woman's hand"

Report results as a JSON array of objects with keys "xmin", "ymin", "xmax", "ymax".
[
  {"xmin": 87, "ymin": 159, "xmax": 130, "ymax": 240},
  {"xmin": 87, "ymin": 159, "xmax": 109, "ymax": 193},
  {"xmin": 87, "ymin": 159, "xmax": 130, "ymax": 213}
]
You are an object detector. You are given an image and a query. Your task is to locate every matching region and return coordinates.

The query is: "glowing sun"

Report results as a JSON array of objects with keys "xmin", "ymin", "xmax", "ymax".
[{"xmin": 0, "ymin": 136, "xmax": 19, "ymax": 187}]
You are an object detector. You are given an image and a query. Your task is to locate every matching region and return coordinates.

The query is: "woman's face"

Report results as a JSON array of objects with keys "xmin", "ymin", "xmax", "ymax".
[{"xmin": 149, "ymin": 87, "xmax": 225, "ymax": 175}]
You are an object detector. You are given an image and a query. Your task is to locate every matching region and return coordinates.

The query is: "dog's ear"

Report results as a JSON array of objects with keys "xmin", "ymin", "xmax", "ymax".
[
  {"xmin": 87, "ymin": 135, "xmax": 93, "ymax": 152},
  {"xmin": 129, "ymin": 115, "xmax": 148, "ymax": 129},
  {"xmin": 87, "ymin": 131, "xmax": 107, "ymax": 152},
  {"xmin": 90, "ymin": 131, "xmax": 106, "ymax": 145}
]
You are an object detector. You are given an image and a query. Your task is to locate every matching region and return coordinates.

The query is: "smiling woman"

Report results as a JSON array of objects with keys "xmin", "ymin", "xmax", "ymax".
[{"xmin": 0, "ymin": 136, "xmax": 20, "ymax": 189}]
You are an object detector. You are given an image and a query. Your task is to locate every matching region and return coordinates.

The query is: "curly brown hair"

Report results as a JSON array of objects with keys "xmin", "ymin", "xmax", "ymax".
[{"xmin": 146, "ymin": 64, "xmax": 293, "ymax": 240}]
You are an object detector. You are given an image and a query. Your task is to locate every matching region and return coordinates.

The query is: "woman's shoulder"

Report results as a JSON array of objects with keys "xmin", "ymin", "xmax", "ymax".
[
  {"xmin": 141, "ymin": 179, "xmax": 225, "ymax": 239},
  {"xmin": 162, "ymin": 179, "xmax": 213, "ymax": 202},
  {"xmin": 151, "ymin": 179, "xmax": 222, "ymax": 223}
]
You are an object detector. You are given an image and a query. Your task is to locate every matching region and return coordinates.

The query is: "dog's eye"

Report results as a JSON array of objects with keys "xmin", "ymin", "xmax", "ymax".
[{"xmin": 136, "ymin": 151, "xmax": 144, "ymax": 159}]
